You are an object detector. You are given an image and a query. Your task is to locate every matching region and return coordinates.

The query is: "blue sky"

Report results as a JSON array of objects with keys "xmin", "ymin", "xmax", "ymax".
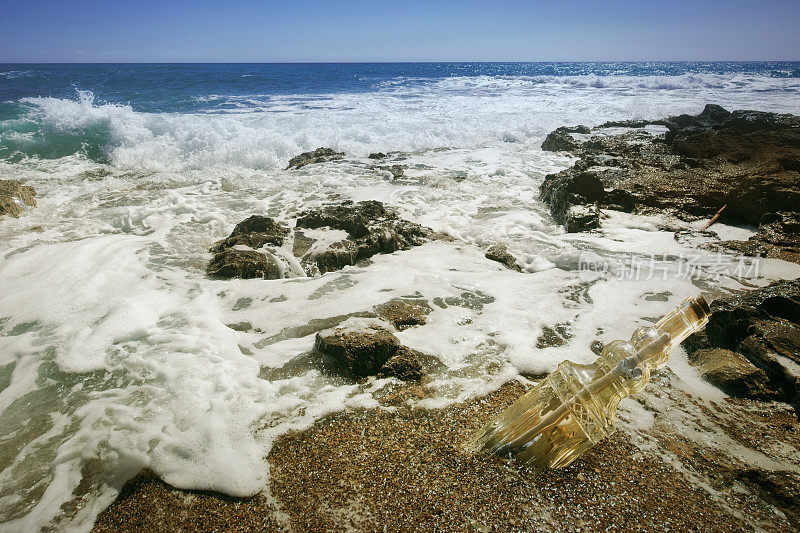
[{"xmin": 1, "ymin": 0, "xmax": 798, "ymax": 62}]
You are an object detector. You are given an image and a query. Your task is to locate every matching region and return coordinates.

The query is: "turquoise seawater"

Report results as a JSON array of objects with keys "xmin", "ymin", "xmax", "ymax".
[{"xmin": 1, "ymin": 61, "xmax": 799, "ymax": 163}]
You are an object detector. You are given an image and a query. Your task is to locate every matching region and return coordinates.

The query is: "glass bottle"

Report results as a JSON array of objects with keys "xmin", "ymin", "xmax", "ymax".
[{"xmin": 469, "ymin": 296, "xmax": 711, "ymax": 468}]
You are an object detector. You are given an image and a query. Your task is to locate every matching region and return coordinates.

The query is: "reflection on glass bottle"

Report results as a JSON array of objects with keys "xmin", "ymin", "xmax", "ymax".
[{"xmin": 469, "ymin": 296, "xmax": 711, "ymax": 468}]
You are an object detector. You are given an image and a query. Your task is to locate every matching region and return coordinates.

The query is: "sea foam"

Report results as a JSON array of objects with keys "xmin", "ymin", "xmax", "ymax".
[
  {"xmin": 2, "ymin": 69, "xmax": 800, "ymax": 530},
  {"xmin": 4, "ymin": 71, "xmax": 799, "ymax": 173}
]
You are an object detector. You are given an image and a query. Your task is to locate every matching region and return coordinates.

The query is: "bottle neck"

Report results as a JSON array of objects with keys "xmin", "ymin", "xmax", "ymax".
[{"xmin": 655, "ymin": 296, "xmax": 710, "ymax": 347}]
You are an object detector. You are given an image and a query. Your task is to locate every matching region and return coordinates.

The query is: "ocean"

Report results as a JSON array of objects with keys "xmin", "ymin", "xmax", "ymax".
[{"xmin": 1, "ymin": 62, "xmax": 800, "ymax": 530}]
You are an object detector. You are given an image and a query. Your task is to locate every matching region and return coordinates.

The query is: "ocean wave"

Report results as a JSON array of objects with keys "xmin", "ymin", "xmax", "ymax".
[
  {"xmin": 3, "ymin": 72, "xmax": 800, "ymax": 171},
  {"xmin": 0, "ymin": 69, "xmax": 34, "ymax": 79}
]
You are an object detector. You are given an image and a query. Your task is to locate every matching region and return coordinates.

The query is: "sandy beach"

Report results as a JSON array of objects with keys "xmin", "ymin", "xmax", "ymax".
[{"xmin": 93, "ymin": 377, "xmax": 799, "ymax": 532}]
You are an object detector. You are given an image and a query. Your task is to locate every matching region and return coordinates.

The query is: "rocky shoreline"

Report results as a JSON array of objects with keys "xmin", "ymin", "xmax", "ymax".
[
  {"xmin": 539, "ymin": 105, "xmax": 800, "ymax": 263},
  {"xmin": 7, "ymin": 107, "xmax": 798, "ymax": 531}
]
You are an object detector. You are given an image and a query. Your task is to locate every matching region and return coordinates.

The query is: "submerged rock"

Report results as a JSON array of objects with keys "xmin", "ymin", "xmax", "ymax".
[
  {"xmin": 0, "ymin": 180, "xmax": 36, "ymax": 218},
  {"xmin": 315, "ymin": 322, "xmax": 425, "ymax": 380},
  {"xmin": 207, "ymin": 248, "xmax": 282, "ymax": 280},
  {"xmin": 374, "ymin": 299, "xmax": 431, "ymax": 330},
  {"xmin": 683, "ymin": 279, "xmax": 800, "ymax": 403},
  {"xmin": 286, "ymin": 147, "xmax": 345, "ymax": 170},
  {"xmin": 377, "ymin": 164, "xmax": 404, "ymax": 179},
  {"xmin": 484, "ymin": 244, "xmax": 522, "ymax": 271}
]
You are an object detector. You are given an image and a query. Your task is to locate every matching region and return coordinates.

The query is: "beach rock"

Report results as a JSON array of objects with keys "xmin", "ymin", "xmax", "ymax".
[
  {"xmin": 683, "ymin": 279, "xmax": 800, "ymax": 402},
  {"xmin": 564, "ymin": 205, "xmax": 600, "ymax": 233},
  {"xmin": 598, "ymin": 118, "xmax": 663, "ymax": 129},
  {"xmin": 378, "ymin": 346, "xmax": 425, "ymax": 381},
  {"xmin": 286, "ymin": 147, "xmax": 345, "ymax": 170},
  {"xmin": 539, "ymin": 105, "xmax": 800, "ymax": 260},
  {"xmin": 540, "ymin": 170, "xmax": 603, "ymax": 232},
  {"xmin": 207, "ymin": 248, "xmax": 282, "ymax": 280},
  {"xmin": 662, "ymin": 104, "xmax": 732, "ymax": 144},
  {"xmin": 379, "ymin": 164, "xmax": 404, "ymax": 179},
  {"xmin": 688, "ymin": 348, "xmax": 779, "ymax": 401},
  {"xmin": 0, "ymin": 180, "xmax": 36, "ymax": 218},
  {"xmin": 210, "ymin": 216, "xmax": 289, "ymax": 254},
  {"xmin": 296, "ymin": 200, "xmax": 433, "ymax": 274},
  {"xmin": 541, "ymin": 126, "xmax": 588, "ymax": 153},
  {"xmin": 374, "ymin": 299, "xmax": 431, "ymax": 330},
  {"xmin": 719, "ymin": 211, "xmax": 800, "ymax": 263},
  {"xmin": 485, "ymin": 244, "xmax": 522, "ymax": 271},
  {"xmin": 315, "ymin": 322, "xmax": 425, "ymax": 380},
  {"xmin": 207, "ymin": 201, "xmax": 435, "ymax": 278},
  {"xmin": 368, "ymin": 152, "xmax": 387, "ymax": 160}
]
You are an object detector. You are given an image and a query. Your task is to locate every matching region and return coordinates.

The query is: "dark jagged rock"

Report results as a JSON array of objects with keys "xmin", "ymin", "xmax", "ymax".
[
  {"xmin": 378, "ymin": 346, "xmax": 425, "ymax": 381},
  {"xmin": 683, "ymin": 279, "xmax": 800, "ymax": 403},
  {"xmin": 688, "ymin": 348, "xmax": 780, "ymax": 401},
  {"xmin": 315, "ymin": 322, "xmax": 425, "ymax": 380},
  {"xmin": 207, "ymin": 201, "xmax": 435, "ymax": 278},
  {"xmin": 541, "ymin": 126, "xmax": 589, "ymax": 153},
  {"xmin": 598, "ymin": 118, "xmax": 663, "ymax": 129},
  {"xmin": 285, "ymin": 147, "xmax": 345, "ymax": 170},
  {"xmin": 662, "ymin": 104, "xmax": 732, "ymax": 144},
  {"xmin": 210, "ymin": 216, "xmax": 289, "ymax": 254},
  {"xmin": 0, "ymin": 180, "xmax": 36, "ymax": 218},
  {"xmin": 207, "ymin": 248, "xmax": 281, "ymax": 280},
  {"xmin": 538, "ymin": 106, "xmax": 800, "ymax": 259},
  {"xmin": 485, "ymin": 244, "xmax": 522, "ymax": 271},
  {"xmin": 374, "ymin": 299, "xmax": 431, "ymax": 330},
  {"xmin": 296, "ymin": 200, "xmax": 433, "ymax": 274},
  {"xmin": 540, "ymin": 171, "xmax": 603, "ymax": 232},
  {"xmin": 368, "ymin": 152, "xmax": 387, "ymax": 160}
]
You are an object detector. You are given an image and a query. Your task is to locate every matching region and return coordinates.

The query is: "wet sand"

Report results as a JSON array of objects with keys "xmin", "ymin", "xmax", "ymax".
[{"xmin": 94, "ymin": 380, "xmax": 798, "ymax": 532}]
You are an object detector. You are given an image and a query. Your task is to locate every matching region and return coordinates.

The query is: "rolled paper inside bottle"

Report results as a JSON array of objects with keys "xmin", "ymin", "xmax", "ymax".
[
  {"xmin": 504, "ymin": 332, "xmax": 672, "ymax": 452},
  {"xmin": 614, "ymin": 333, "xmax": 671, "ymax": 377},
  {"xmin": 468, "ymin": 294, "xmax": 713, "ymax": 469}
]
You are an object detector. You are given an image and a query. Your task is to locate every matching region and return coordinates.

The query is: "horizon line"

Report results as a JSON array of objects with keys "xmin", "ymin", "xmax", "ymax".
[{"xmin": 2, "ymin": 59, "xmax": 800, "ymax": 65}]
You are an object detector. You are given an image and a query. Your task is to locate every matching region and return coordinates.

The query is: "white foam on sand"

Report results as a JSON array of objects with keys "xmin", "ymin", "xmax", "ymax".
[{"xmin": 2, "ymin": 73, "xmax": 800, "ymax": 530}]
